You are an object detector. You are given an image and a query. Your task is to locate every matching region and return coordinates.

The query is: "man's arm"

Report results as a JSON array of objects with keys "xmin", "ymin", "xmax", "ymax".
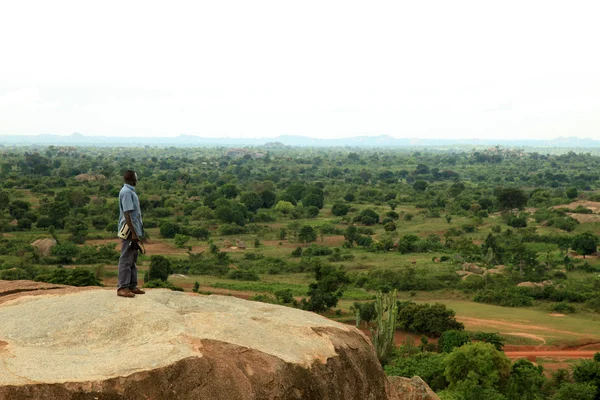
[{"xmin": 123, "ymin": 211, "xmax": 139, "ymax": 241}]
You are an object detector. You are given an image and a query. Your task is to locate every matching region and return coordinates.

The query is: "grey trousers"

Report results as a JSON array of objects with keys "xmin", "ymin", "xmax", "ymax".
[{"xmin": 117, "ymin": 239, "xmax": 138, "ymax": 290}]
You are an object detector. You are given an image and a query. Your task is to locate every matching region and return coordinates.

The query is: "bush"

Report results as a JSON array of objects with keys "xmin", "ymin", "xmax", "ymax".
[
  {"xmin": 148, "ymin": 255, "xmax": 172, "ymax": 281},
  {"xmin": 471, "ymin": 332, "xmax": 505, "ymax": 351},
  {"xmin": 438, "ymin": 330, "xmax": 471, "ymax": 353},
  {"xmin": 384, "ymin": 222, "xmax": 396, "ymax": 232},
  {"xmin": 291, "ymin": 246, "xmax": 303, "ymax": 257},
  {"xmin": 218, "ymin": 223, "xmax": 247, "ymax": 235},
  {"xmin": 331, "ymin": 203, "xmax": 350, "ymax": 216},
  {"xmin": 444, "ymin": 343, "xmax": 511, "ymax": 399},
  {"xmin": 552, "ymin": 301, "xmax": 576, "ymax": 314},
  {"xmin": 228, "ymin": 269, "xmax": 260, "ymax": 281},
  {"xmin": 385, "ymin": 352, "xmax": 449, "ymax": 392},
  {"xmin": 397, "ymin": 302, "xmax": 464, "ymax": 337},
  {"xmin": 507, "ymin": 215, "xmax": 527, "ymax": 228},
  {"xmin": 34, "ymin": 266, "xmax": 101, "ymax": 287},
  {"xmin": 143, "ymin": 279, "xmax": 184, "ymax": 291},
  {"xmin": 159, "ymin": 221, "xmax": 181, "ymax": 238}
]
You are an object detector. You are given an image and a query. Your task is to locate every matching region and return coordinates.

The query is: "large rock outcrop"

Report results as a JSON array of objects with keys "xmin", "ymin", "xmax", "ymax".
[
  {"xmin": 0, "ymin": 282, "xmax": 426, "ymax": 400},
  {"xmin": 388, "ymin": 376, "xmax": 440, "ymax": 400},
  {"xmin": 30, "ymin": 238, "xmax": 57, "ymax": 257}
]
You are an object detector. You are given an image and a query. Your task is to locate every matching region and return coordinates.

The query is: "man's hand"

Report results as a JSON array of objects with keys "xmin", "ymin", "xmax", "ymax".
[{"xmin": 131, "ymin": 232, "xmax": 139, "ymax": 242}]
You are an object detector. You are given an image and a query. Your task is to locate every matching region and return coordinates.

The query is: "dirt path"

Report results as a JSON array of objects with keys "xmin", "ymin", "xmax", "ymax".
[{"xmin": 505, "ymin": 332, "xmax": 546, "ymax": 345}]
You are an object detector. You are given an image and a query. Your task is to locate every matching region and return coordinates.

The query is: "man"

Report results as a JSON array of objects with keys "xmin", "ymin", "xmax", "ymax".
[{"xmin": 117, "ymin": 170, "xmax": 145, "ymax": 298}]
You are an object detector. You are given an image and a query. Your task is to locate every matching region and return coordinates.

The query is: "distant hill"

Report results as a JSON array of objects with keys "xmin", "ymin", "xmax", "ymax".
[{"xmin": 0, "ymin": 133, "xmax": 598, "ymax": 148}]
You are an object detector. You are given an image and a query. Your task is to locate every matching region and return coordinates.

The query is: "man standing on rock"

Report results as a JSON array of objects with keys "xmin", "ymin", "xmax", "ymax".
[{"xmin": 117, "ymin": 170, "xmax": 145, "ymax": 298}]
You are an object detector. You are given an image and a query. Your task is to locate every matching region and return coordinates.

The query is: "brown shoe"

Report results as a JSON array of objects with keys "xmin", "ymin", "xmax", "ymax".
[
  {"xmin": 130, "ymin": 287, "xmax": 145, "ymax": 295},
  {"xmin": 117, "ymin": 288, "xmax": 135, "ymax": 298}
]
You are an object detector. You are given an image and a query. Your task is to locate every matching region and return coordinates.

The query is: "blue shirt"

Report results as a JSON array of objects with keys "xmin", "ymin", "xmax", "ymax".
[{"xmin": 118, "ymin": 184, "xmax": 144, "ymax": 238}]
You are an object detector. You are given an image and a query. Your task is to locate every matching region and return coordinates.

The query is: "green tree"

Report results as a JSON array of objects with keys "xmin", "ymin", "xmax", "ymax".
[
  {"xmin": 572, "ymin": 233, "xmax": 597, "ymax": 259},
  {"xmin": 0, "ymin": 190, "xmax": 9, "ymax": 210},
  {"xmin": 413, "ymin": 180, "xmax": 428, "ymax": 191},
  {"xmin": 160, "ymin": 221, "xmax": 181, "ymax": 238},
  {"xmin": 188, "ymin": 226, "xmax": 210, "ymax": 240},
  {"xmin": 344, "ymin": 225, "xmax": 358, "ymax": 245},
  {"xmin": 572, "ymin": 359, "xmax": 600, "ymax": 400},
  {"xmin": 495, "ymin": 187, "xmax": 528, "ymax": 211},
  {"xmin": 302, "ymin": 193, "xmax": 324, "ymax": 209},
  {"xmin": 174, "ymin": 234, "xmax": 190, "ymax": 248},
  {"xmin": 566, "ymin": 187, "xmax": 578, "ymax": 199},
  {"xmin": 260, "ymin": 190, "xmax": 277, "ymax": 208},
  {"xmin": 472, "ymin": 332, "xmax": 505, "ymax": 351},
  {"xmin": 506, "ymin": 359, "xmax": 546, "ymax": 400},
  {"xmin": 240, "ymin": 191, "xmax": 263, "ymax": 213},
  {"xmin": 218, "ymin": 183, "xmax": 240, "ymax": 199},
  {"xmin": 552, "ymin": 383, "xmax": 597, "ymax": 400},
  {"xmin": 148, "ymin": 255, "xmax": 172, "ymax": 282},
  {"xmin": 51, "ymin": 243, "xmax": 80, "ymax": 264},
  {"xmin": 274, "ymin": 200, "xmax": 295, "ymax": 215},
  {"xmin": 438, "ymin": 330, "xmax": 471, "ymax": 353},
  {"xmin": 444, "ymin": 342, "xmax": 511, "ymax": 400},
  {"xmin": 331, "ymin": 203, "xmax": 350, "ymax": 216},
  {"xmin": 65, "ymin": 218, "xmax": 89, "ymax": 244},
  {"xmin": 301, "ymin": 263, "xmax": 349, "ymax": 313},
  {"xmin": 285, "ymin": 183, "xmax": 306, "ymax": 201},
  {"xmin": 298, "ymin": 225, "xmax": 317, "ymax": 246}
]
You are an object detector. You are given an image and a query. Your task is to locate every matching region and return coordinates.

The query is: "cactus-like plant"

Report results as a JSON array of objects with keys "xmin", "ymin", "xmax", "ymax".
[{"xmin": 370, "ymin": 290, "xmax": 398, "ymax": 365}]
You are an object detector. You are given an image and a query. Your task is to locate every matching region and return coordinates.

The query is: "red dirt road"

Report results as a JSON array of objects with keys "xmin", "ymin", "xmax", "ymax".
[{"xmin": 350, "ymin": 324, "xmax": 598, "ymax": 362}]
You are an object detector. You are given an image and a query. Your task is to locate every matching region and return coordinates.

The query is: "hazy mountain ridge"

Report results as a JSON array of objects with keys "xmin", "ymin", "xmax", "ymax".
[{"xmin": 0, "ymin": 133, "xmax": 598, "ymax": 148}]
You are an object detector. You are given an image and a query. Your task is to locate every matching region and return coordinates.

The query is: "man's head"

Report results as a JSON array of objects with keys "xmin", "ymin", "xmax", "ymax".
[{"xmin": 123, "ymin": 170, "xmax": 138, "ymax": 186}]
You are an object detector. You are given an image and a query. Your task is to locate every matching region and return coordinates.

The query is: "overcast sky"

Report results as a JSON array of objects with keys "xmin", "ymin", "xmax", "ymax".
[{"xmin": 1, "ymin": 0, "xmax": 599, "ymax": 140}]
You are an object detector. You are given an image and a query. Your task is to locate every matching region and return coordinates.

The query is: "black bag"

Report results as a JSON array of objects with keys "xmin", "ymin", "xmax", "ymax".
[{"xmin": 129, "ymin": 240, "xmax": 146, "ymax": 254}]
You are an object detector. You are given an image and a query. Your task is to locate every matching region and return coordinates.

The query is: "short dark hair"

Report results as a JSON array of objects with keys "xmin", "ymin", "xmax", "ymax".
[{"xmin": 123, "ymin": 170, "xmax": 136, "ymax": 182}]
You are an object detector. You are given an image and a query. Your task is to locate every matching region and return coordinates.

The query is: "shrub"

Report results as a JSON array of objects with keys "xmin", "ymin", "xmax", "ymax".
[
  {"xmin": 148, "ymin": 255, "xmax": 172, "ymax": 282},
  {"xmin": 218, "ymin": 223, "xmax": 247, "ymax": 235},
  {"xmin": 143, "ymin": 279, "xmax": 184, "ymax": 291},
  {"xmin": 507, "ymin": 215, "xmax": 527, "ymax": 228},
  {"xmin": 552, "ymin": 301, "xmax": 576, "ymax": 314},
  {"xmin": 471, "ymin": 332, "xmax": 505, "ymax": 351},
  {"xmin": 228, "ymin": 269, "xmax": 260, "ymax": 281},
  {"xmin": 397, "ymin": 302, "xmax": 464, "ymax": 337},
  {"xmin": 159, "ymin": 221, "xmax": 181, "ymax": 238},
  {"xmin": 384, "ymin": 222, "xmax": 397, "ymax": 232},
  {"xmin": 438, "ymin": 330, "xmax": 471, "ymax": 353},
  {"xmin": 331, "ymin": 203, "xmax": 350, "ymax": 216},
  {"xmin": 385, "ymin": 353, "xmax": 449, "ymax": 392}
]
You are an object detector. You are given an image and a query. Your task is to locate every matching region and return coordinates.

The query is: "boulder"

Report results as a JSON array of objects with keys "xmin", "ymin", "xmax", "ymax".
[
  {"xmin": 517, "ymin": 281, "xmax": 541, "ymax": 288},
  {"xmin": 74, "ymin": 174, "xmax": 106, "ymax": 182},
  {"xmin": 388, "ymin": 376, "xmax": 440, "ymax": 400},
  {"xmin": 0, "ymin": 285, "xmax": 407, "ymax": 400},
  {"xmin": 462, "ymin": 263, "xmax": 483, "ymax": 274},
  {"xmin": 30, "ymin": 238, "xmax": 57, "ymax": 257}
]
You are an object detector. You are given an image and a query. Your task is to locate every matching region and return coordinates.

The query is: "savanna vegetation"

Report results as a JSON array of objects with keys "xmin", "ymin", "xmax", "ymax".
[{"xmin": 2, "ymin": 144, "xmax": 600, "ymax": 398}]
